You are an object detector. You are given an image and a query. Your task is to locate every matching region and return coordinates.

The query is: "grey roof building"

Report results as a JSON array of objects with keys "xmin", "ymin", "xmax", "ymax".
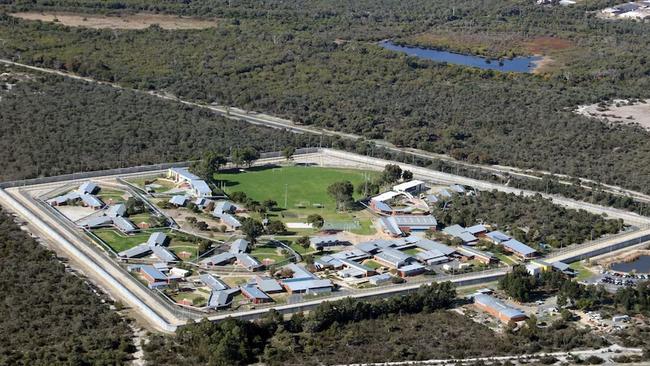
[
  {"xmin": 106, "ymin": 203, "xmax": 127, "ymax": 218},
  {"xmin": 241, "ymin": 285, "xmax": 272, "ymax": 303},
  {"xmin": 486, "ymin": 231, "xmax": 511, "ymax": 243},
  {"xmin": 229, "ymin": 238, "xmax": 250, "ymax": 254},
  {"xmin": 113, "ymin": 216, "xmax": 137, "ymax": 233},
  {"xmin": 78, "ymin": 215, "xmax": 114, "ymax": 228},
  {"xmin": 200, "ymin": 252, "xmax": 236, "ymax": 266},
  {"xmin": 147, "ymin": 232, "xmax": 168, "ymax": 247},
  {"xmin": 443, "ymin": 224, "xmax": 478, "ymax": 244},
  {"xmin": 368, "ymin": 273, "xmax": 393, "ymax": 285},
  {"xmin": 169, "ymin": 195, "xmax": 189, "ymax": 206},
  {"xmin": 152, "ymin": 245, "xmax": 179, "ymax": 262},
  {"xmin": 213, "ymin": 201, "xmax": 238, "ymax": 215},
  {"xmin": 502, "ymin": 239, "xmax": 537, "ymax": 258},
  {"xmin": 217, "ymin": 214, "xmax": 241, "ymax": 229},
  {"xmin": 207, "ymin": 288, "xmax": 240, "ymax": 309},
  {"xmin": 191, "ymin": 179, "xmax": 212, "ymax": 197},
  {"xmin": 374, "ymin": 248, "xmax": 413, "ymax": 268},
  {"xmin": 414, "ymin": 239, "xmax": 456, "ymax": 255},
  {"xmin": 236, "ymin": 253, "xmax": 263, "ymax": 271},
  {"xmin": 118, "ymin": 243, "xmax": 152, "ymax": 258},
  {"xmin": 79, "ymin": 181, "xmax": 99, "ymax": 194},
  {"xmin": 80, "ymin": 194, "xmax": 105, "ymax": 208},
  {"xmin": 254, "ymin": 276, "xmax": 284, "ymax": 293},
  {"xmin": 282, "ymin": 279, "xmax": 333, "ymax": 294},
  {"xmin": 200, "ymin": 274, "xmax": 229, "ymax": 291}
]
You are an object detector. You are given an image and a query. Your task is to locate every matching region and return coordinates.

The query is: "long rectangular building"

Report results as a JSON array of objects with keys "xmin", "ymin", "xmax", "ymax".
[{"xmin": 474, "ymin": 294, "xmax": 528, "ymax": 323}]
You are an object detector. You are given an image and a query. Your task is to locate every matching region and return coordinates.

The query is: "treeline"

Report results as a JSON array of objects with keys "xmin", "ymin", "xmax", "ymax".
[
  {"xmin": 144, "ymin": 282, "xmax": 456, "ymax": 365},
  {"xmin": 432, "ymin": 190, "xmax": 624, "ymax": 248},
  {"xmin": 0, "ymin": 70, "xmax": 322, "ymax": 181},
  {"xmin": 2, "ymin": 1, "xmax": 650, "ymax": 195},
  {"xmin": 0, "ymin": 208, "xmax": 134, "ymax": 365},
  {"xmin": 502, "ymin": 265, "xmax": 650, "ymax": 316}
]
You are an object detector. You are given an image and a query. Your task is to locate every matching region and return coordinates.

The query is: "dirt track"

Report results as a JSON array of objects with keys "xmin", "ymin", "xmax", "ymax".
[{"xmin": 11, "ymin": 12, "xmax": 217, "ymax": 30}]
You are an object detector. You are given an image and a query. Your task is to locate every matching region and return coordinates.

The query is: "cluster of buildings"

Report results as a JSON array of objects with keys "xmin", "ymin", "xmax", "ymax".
[
  {"xmin": 128, "ymin": 262, "xmax": 189, "ymax": 289},
  {"xmin": 167, "ymin": 168, "xmax": 213, "ymax": 198},
  {"xmin": 48, "ymin": 182, "xmax": 105, "ymax": 209},
  {"xmin": 199, "ymin": 238, "xmax": 263, "ymax": 271},
  {"xmin": 601, "ymin": 1, "xmax": 650, "ymax": 19},
  {"xmin": 312, "ymin": 236, "xmax": 496, "ymax": 280},
  {"xmin": 117, "ymin": 232, "xmax": 179, "ymax": 262},
  {"xmin": 78, "ymin": 201, "xmax": 140, "ymax": 234},
  {"xmin": 196, "ymin": 263, "xmax": 334, "ymax": 310}
]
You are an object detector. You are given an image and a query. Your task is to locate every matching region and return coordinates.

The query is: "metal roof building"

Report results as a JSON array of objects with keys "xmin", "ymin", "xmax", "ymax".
[
  {"xmin": 236, "ymin": 254, "xmax": 263, "ymax": 271},
  {"xmin": 337, "ymin": 258, "xmax": 375, "ymax": 278},
  {"xmin": 392, "ymin": 215, "xmax": 438, "ymax": 229},
  {"xmin": 416, "ymin": 249, "xmax": 449, "ymax": 265},
  {"xmin": 282, "ymin": 279, "xmax": 333, "ymax": 294},
  {"xmin": 213, "ymin": 201, "xmax": 237, "ymax": 215},
  {"xmin": 200, "ymin": 274, "xmax": 229, "ymax": 291},
  {"xmin": 80, "ymin": 194, "xmax": 104, "ymax": 208},
  {"xmin": 368, "ymin": 273, "xmax": 393, "ymax": 285},
  {"xmin": 393, "ymin": 180, "xmax": 426, "ymax": 194},
  {"xmin": 374, "ymin": 248, "xmax": 413, "ymax": 268},
  {"xmin": 78, "ymin": 215, "xmax": 114, "ymax": 228},
  {"xmin": 217, "ymin": 214, "xmax": 241, "ymax": 229},
  {"xmin": 191, "ymin": 179, "xmax": 212, "ymax": 197},
  {"xmin": 414, "ymin": 239, "xmax": 456, "ymax": 255},
  {"xmin": 502, "ymin": 239, "xmax": 537, "ymax": 258},
  {"xmin": 449, "ymin": 184, "xmax": 466, "ymax": 193},
  {"xmin": 147, "ymin": 232, "xmax": 168, "ymax": 247},
  {"xmin": 113, "ymin": 216, "xmax": 137, "ymax": 233},
  {"xmin": 152, "ymin": 246, "xmax": 179, "ymax": 262},
  {"xmin": 310, "ymin": 235, "xmax": 349, "ymax": 249},
  {"xmin": 106, "ymin": 204, "xmax": 127, "ymax": 218},
  {"xmin": 79, "ymin": 181, "xmax": 99, "ymax": 194},
  {"xmin": 466, "ymin": 224, "xmax": 487, "ymax": 235},
  {"xmin": 208, "ymin": 289, "xmax": 240, "ymax": 309},
  {"xmin": 118, "ymin": 243, "xmax": 152, "ymax": 258},
  {"xmin": 474, "ymin": 294, "xmax": 528, "ymax": 323},
  {"xmin": 397, "ymin": 263, "xmax": 426, "ymax": 277},
  {"xmin": 458, "ymin": 245, "xmax": 497, "ymax": 264},
  {"xmin": 241, "ymin": 285, "xmax": 272, "ymax": 303},
  {"xmin": 379, "ymin": 217, "xmax": 403, "ymax": 236},
  {"xmin": 254, "ymin": 276, "xmax": 284, "ymax": 293},
  {"xmin": 284, "ymin": 263, "xmax": 317, "ymax": 280},
  {"xmin": 330, "ymin": 249, "xmax": 371, "ymax": 261},
  {"xmin": 229, "ymin": 238, "xmax": 250, "ymax": 254},
  {"xmin": 139, "ymin": 265, "xmax": 168, "ymax": 284},
  {"xmin": 200, "ymin": 252, "xmax": 236, "ymax": 266},
  {"xmin": 169, "ymin": 195, "xmax": 188, "ymax": 206},
  {"xmin": 486, "ymin": 231, "xmax": 511, "ymax": 243},
  {"xmin": 442, "ymin": 224, "xmax": 478, "ymax": 244},
  {"xmin": 168, "ymin": 167, "xmax": 201, "ymax": 182}
]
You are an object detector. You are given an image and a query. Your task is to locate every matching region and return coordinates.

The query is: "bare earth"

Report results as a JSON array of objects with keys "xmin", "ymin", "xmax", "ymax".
[
  {"xmin": 576, "ymin": 99, "xmax": 650, "ymax": 130},
  {"xmin": 11, "ymin": 12, "xmax": 217, "ymax": 30}
]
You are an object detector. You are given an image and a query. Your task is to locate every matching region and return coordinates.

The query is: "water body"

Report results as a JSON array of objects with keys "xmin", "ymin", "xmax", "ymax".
[
  {"xmin": 379, "ymin": 41, "xmax": 542, "ymax": 73},
  {"xmin": 611, "ymin": 255, "xmax": 650, "ymax": 273}
]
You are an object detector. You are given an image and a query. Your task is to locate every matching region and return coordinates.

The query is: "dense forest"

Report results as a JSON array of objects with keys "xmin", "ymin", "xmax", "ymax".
[
  {"xmin": 144, "ymin": 280, "xmax": 608, "ymax": 365},
  {"xmin": 0, "ymin": 69, "xmax": 319, "ymax": 181},
  {"xmin": 2, "ymin": 1, "xmax": 650, "ymax": 193},
  {"xmin": 432, "ymin": 190, "xmax": 624, "ymax": 248},
  {"xmin": 0, "ymin": 208, "xmax": 134, "ymax": 365}
]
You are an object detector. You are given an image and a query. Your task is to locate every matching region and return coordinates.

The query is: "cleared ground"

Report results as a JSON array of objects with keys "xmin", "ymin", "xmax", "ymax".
[
  {"xmin": 11, "ymin": 12, "xmax": 217, "ymax": 30},
  {"xmin": 576, "ymin": 99, "xmax": 650, "ymax": 130}
]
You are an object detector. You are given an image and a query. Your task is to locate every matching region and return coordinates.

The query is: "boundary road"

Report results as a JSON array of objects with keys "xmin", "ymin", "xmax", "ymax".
[{"xmin": 3, "ymin": 58, "xmax": 650, "ymax": 204}]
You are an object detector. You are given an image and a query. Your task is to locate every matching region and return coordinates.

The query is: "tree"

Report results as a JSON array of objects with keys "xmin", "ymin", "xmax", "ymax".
[
  {"xmin": 296, "ymin": 236, "xmax": 310, "ymax": 249},
  {"xmin": 198, "ymin": 240, "xmax": 212, "ymax": 255},
  {"xmin": 380, "ymin": 164, "xmax": 402, "ymax": 184},
  {"xmin": 125, "ymin": 197, "xmax": 145, "ymax": 215},
  {"xmin": 192, "ymin": 151, "xmax": 227, "ymax": 180},
  {"xmin": 306, "ymin": 214, "xmax": 324, "ymax": 229},
  {"xmin": 229, "ymin": 191, "xmax": 248, "ymax": 203},
  {"xmin": 262, "ymin": 199, "xmax": 278, "ymax": 211},
  {"xmin": 241, "ymin": 218, "xmax": 264, "ymax": 242},
  {"xmin": 231, "ymin": 147, "xmax": 259, "ymax": 168},
  {"xmin": 266, "ymin": 220, "xmax": 287, "ymax": 235},
  {"xmin": 355, "ymin": 180, "xmax": 380, "ymax": 197},
  {"xmin": 499, "ymin": 265, "xmax": 537, "ymax": 302},
  {"xmin": 282, "ymin": 146, "xmax": 296, "ymax": 161},
  {"xmin": 326, "ymin": 181, "xmax": 355, "ymax": 211},
  {"xmin": 402, "ymin": 170, "xmax": 413, "ymax": 181}
]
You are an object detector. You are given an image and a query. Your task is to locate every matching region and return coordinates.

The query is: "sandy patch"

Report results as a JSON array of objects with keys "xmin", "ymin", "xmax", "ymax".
[
  {"xmin": 576, "ymin": 99, "xmax": 650, "ymax": 130},
  {"xmin": 56, "ymin": 205, "xmax": 97, "ymax": 221},
  {"xmin": 11, "ymin": 12, "xmax": 218, "ymax": 30}
]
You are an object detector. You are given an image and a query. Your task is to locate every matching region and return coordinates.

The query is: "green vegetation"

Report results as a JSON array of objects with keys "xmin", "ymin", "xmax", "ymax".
[
  {"xmin": 433, "ymin": 190, "xmax": 624, "ymax": 248},
  {"xmin": 3, "ymin": 1, "xmax": 650, "ymax": 197},
  {"xmin": 217, "ymin": 166, "xmax": 377, "ymax": 231},
  {"xmin": 93, "ymin": 228, "xmax": 155, "ymax": 252},
  {"xmin": 0, "ymin": 208, "xmax": 134, "ymax": 365},
  {"xmin": 0, "ymin": 69, "xmax": 319, "ymax": 182},
  {"xmin": 250, "ymin": 243, "xmax": 290, "ymax": 263},
  {"xmin": 570, "ymin": 261, "xmax": 593, "ymax": 282}
]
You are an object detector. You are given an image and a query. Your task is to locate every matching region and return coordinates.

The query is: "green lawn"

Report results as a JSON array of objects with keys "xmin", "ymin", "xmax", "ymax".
[
  {"xmin": 570, "ymin": 261, "xmax": 593, "ymax": 281},
  {"xmin": 126, "ymin": 176, "xmax": 177, "ymax": 193},
  {"xmin": 97, "ymin": 188, "xmax": 128, "ymax": 204},
  {"xmin": 362, "ymin": 259, "xmax": 384, "ymax": 270},
  {"xmin": 403, "ymin": 248, "xmax": 421, "ymax": 256},
  {"xmin": 215, "ymin": 166, "xmax": 378, "ymax": 233},
  {"xmin": 495, "ymin": 252, "xmax": 518, "ymax": 265},
  {"xmin": 93, "ymin": 228, "xmax": 160, "ymax": 252},
  {"xmin": 250, "ymin": 243, "xmax": 290, "ymax": 263}
]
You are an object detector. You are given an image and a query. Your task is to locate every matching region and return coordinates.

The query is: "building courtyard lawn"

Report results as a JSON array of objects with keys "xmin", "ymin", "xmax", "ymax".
[
  {"xmin": 97, "ymin": 188, "xmax": 129, "ymax": 204},
  {"xmin": 250, "ymin": 243, "xmax": 291, "ymax": 263},
  {"xmin": 92, "ymin": 228, "xmax": 160, "ymax": 253},
  {"xmin": 215, "ymin": 165, "xmax": 379, "ymax": 234}
]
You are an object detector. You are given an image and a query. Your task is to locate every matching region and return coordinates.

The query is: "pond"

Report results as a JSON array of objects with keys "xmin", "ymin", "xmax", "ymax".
[
  {"xmin": 611, "ymin": 255, "xmax": 650, "ymax": 273},
  {"xmin": 379, "ymin": 41, "xmax": 542, "ymax": 73}
]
